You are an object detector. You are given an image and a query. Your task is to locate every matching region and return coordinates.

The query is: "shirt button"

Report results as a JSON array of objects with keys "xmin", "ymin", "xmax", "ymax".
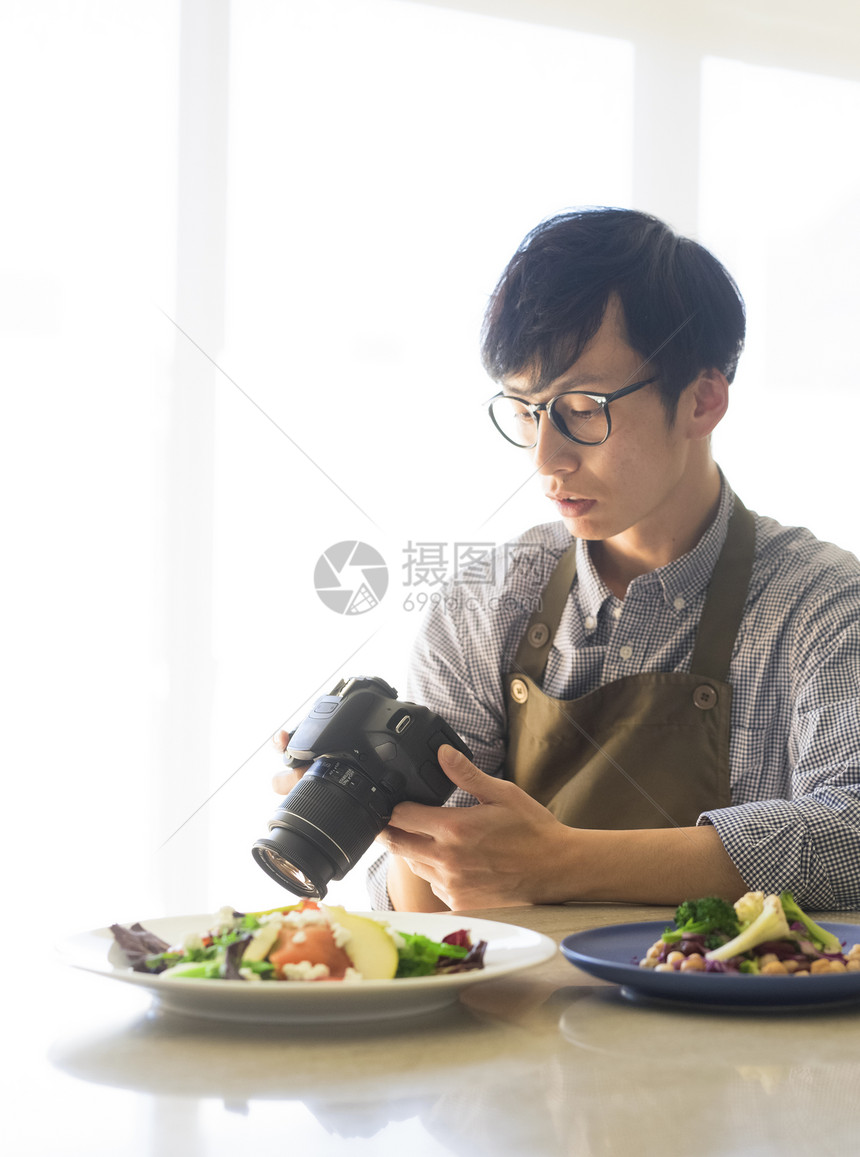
[
  {"xmin": 673, "ymin": 595, "xmax": 686, "ymax": 611},
  {"xmin": 619, "ymin": 644, "xmax": 633, "ymax": 659},
  {"xmin": 527, "ymin": 622, "xmax": 550, "ymax": 648},
  {"xmin": 584, "ymin": 615, "xmax": 597, "ymax": 630}
]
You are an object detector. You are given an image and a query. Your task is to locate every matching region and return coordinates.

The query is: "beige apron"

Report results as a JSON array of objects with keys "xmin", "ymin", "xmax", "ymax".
[{"xmin": 503, "ymin": 499, "xmax": 756, "ymax": 829}]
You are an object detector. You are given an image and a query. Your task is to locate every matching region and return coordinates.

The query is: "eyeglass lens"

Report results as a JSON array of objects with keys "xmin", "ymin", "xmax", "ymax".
[{"xmin": 491, "ymin": 394, "xmax": 608, "ymax": 447}]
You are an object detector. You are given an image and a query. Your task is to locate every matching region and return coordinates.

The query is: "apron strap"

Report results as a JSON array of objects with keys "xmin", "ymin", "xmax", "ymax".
[
  {"xmin": 512, "ymin": 542, "xmax": 578, "ymax": 682},
  {"xmin": 688, "ymin": 496, "xmax": 756, "ymax": 681},
  {"xmin": 512, "ymin": 495, "xmax": 756, "ymax": 686}
]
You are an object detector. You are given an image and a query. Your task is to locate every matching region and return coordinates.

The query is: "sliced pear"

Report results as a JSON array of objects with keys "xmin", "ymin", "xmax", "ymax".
[
  {"xmin": 322, "ymin": 905, "xmax": 398, "ymax": 979},
  {"xmin": 241, "ymin": 920, "xmax": 282, "ymax": 963}
]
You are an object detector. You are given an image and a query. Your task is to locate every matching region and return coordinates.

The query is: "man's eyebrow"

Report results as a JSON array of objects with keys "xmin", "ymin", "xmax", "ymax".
[{"xmin": 503, "ymin": 370, "xmax": 614, "ymax": 396}]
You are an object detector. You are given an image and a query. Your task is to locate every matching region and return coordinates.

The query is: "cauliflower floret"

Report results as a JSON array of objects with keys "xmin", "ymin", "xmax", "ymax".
[
  {"xmin": 734, "ymin": 891, "xmax": 765, "ymax": 926},
  {"xmin": 706, "ymin": 894, "xmax": 792, "ymax": 964}
]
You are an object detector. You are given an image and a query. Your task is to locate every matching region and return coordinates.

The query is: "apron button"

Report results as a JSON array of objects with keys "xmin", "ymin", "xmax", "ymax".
[
  {"xmin": 527, "ymin": 623, "xmax": 550, "ymax": 648},
  {"xmin": 693, "ymin": 684, "xmax": 718, "ymax": 710},
  {"xmin": 511, "ymin": 678, "xmax": 529, "ymax": 703}
]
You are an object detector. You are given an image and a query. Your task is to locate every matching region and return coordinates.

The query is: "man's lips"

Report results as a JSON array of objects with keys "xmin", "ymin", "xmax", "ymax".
[{"xmin": 548, "ymin": 494, "xmax": 596, "ymax": 516}]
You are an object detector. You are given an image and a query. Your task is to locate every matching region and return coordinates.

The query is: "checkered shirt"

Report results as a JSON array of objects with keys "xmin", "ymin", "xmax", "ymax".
[{"xmin": 367, "ymin": 477, "xmax": 860, "ymax": 911}]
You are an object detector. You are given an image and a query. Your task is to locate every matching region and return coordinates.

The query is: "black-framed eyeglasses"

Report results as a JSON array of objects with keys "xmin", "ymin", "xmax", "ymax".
[{"xmin": 487, "ymin": 376, "xmax": 658, "ymax": 448}]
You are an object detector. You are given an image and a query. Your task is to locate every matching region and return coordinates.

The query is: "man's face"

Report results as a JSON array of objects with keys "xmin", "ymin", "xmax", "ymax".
[{"xmin": 501, "ymin": 298, "xmax": 700, "ymax": 549}]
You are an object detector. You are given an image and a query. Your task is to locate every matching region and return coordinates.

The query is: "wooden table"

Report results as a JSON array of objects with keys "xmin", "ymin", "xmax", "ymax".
[{"xmin": 29, "ymin": 903, "xmax": 860, "ymax": 1156}]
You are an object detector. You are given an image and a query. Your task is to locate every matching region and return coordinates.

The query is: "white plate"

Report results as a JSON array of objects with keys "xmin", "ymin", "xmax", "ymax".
[{"xmin": 57, "ymin": 911, "xmax": 557, "ymax": 1023}]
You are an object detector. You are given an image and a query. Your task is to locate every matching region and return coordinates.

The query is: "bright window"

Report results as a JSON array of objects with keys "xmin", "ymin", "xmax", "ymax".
[
  {"xmin": 701, "ymin": 56, "xmax": 860, "ymax": 551},
  {"xmin": 207, "ymin": 0, "xmax": 634, "ymax": 911},
  {"xmin": 7, "ymin": 0, "xmax": 860, "ymax": 927}
]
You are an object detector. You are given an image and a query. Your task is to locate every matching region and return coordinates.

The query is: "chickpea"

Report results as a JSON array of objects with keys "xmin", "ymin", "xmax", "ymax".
[
  {"xmin": 827, "ymin": 959, "xmax": 847, "ymax": 973},
  {"xmin": 761, "ymin": 960, "xmax": 788, "ymax": 975},
  {"xmin": 794, "ymin": 969, "xmax": 810, "ymax": 976},
  {"xmin": 644, "ymin": 939, "xmax": 665, "ymax": 960},
  {"xmin": 846, "ymin": 959, "xmax": 860, "ymax": 972},
  {"xmin": 758, "ymin": 953, "xmax": 780, "ymax": 968},
  {"xmin": 846, "ymin": 944, "xmax": 860, "ymax": 959},
  {"xmin": 654, "ymin": 963, "xmax": 675, "ymax": 972},
  {"xmin": 680, "ymin": 954, "xmax": 705, "ymax": 971},
  {"xmin": 783, "ymin": 959, "xmax": 801, "ymax": 973},
  {"xmin": 810, "ymin": 958, "xmax": 833, "ymax": 974},
  {"xmin": 666, "ymin": 951, "xmax": 686, "ymax": 968}
]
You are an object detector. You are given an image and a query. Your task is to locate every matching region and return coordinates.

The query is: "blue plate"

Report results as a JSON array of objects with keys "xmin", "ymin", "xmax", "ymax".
[{"xmin": 560, "ymin": 920, "xmax": 860, "ymax": 1008}]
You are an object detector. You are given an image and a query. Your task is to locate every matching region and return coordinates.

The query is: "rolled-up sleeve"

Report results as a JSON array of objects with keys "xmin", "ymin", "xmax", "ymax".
[{"xmin": 701, "ymin": 615, "xmax": 860, "ymax": 909}]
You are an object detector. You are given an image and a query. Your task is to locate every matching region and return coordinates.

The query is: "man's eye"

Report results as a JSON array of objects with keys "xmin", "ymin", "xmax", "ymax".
[{"xmin": 563, "ymin": 397, "xmax": 601, "ymax": 417}]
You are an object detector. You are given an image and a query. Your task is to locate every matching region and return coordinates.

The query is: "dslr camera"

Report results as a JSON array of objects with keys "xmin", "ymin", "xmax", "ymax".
[{"xmin": 252, "ymin": 676, "xmax": 473, "ymax": 899}]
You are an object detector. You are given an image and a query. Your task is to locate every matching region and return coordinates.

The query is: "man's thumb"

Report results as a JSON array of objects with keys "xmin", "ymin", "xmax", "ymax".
[{"xmin": 437, "ymin": 743, "xmax": 494, "ymax": 798}]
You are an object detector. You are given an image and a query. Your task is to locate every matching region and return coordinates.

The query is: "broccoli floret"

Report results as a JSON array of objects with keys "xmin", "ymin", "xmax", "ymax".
[
  {"xmin": 705, "ymin": 894, "xmax": 792, "ymax": 963},
  {"xmin": 738, "ymin": 958, "xmax": 761, "ymax": 974},
  {"xmin": 779, "ymin": 890, "xmax": 842, "ymax": 953},
  {"xmin": 662, "ymin": 896, "xmax": 740, "ymax": 946}
]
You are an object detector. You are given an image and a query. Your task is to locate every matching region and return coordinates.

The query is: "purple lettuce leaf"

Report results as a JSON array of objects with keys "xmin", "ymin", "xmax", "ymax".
[
  {"xmin": 109, "ymin": 922, "xmax": 173, "ymax": 973},
  {"xmin": 437, "ymin": 937, "xmax": 488, "ymax": 973},
  {"xmin": 221, "ymin": 934, "xmax": 254, "ymax": 980}
]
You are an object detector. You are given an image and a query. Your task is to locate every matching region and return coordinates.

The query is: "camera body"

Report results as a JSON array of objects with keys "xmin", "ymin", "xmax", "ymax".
[{"xmin": 252, "ymin": 676, "xmax": 473, "ymax": 899}]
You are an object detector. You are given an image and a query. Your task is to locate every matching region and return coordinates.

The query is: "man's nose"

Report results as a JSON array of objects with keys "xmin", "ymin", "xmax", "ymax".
[{"xmin": 533, "ymin": 414, "xmax": 580, "ymax": 475}]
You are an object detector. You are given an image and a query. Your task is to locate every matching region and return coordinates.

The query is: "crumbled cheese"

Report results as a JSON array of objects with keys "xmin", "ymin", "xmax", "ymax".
[
  {"xmin": 291, "ymin": 930, "xmax": 307, "ymax": 944},
  {"xmin": 342, "ymin": 967, "xmax": 363, "ymax": 983},
  {"xmin": 330, "ymin": 921, "xmax": 352, "ymax": 950},
  {"xmin": 280, "ymin": 961, "xmax": 331, "ymax": 981},
  {"xmin": 181, "ymin": 931, "xmax": 205, "ymax": 953},
  {"xmin": 239, "ymin": 968, "xmax": 263, "ymax": 982},
  {"xmin": 389, "ymin": 929, "xmax": 406, "ymax": 950},
  {"xmin": 258, "ymin": 911, "xmax": 287, "ymax": 927},
  {"xmin": 283, "ymin": 906, "xmax": 329, "ymax": 928},
  {"xmin": 212, "ymin": 905, "xmax": 240, "ymax": 935}
]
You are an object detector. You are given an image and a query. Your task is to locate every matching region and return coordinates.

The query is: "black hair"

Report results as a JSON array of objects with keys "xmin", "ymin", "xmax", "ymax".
[{"xmin": 480, "ymin": 207, "xmax": 746, "ymax": 415}]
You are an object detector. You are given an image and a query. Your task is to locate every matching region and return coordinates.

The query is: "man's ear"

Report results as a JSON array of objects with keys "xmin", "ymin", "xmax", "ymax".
[{"xmin": 683, "ymin": 367, "xmax": 729, "ymax": 439}]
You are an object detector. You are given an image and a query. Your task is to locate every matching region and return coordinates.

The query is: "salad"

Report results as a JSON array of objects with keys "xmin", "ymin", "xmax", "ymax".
[
  {"xmin": 640, "ymin": 890, "xmax": 860, "ymax": 976},
  {"xmin": 110, "ymin": 900, "xmax": 487, "ymax": 983}
]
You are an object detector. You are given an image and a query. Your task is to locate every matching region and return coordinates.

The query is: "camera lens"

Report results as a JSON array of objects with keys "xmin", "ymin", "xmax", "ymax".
[
  {"xmin": 251, "ymin": 757, "xmax": 390, "ymax": 899},
  {"xmin": 251, "ymin": 844, "xmax": 320, "ymax": 898}
]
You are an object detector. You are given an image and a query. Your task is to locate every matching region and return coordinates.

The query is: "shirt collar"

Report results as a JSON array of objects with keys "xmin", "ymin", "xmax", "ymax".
[
  {"xmin": 573, "ymin": 473, "xmax": 735, "ymax": 620},
  {"xmin": 574, "ymin": 535, "xmax": 613, "ymax": 624}
]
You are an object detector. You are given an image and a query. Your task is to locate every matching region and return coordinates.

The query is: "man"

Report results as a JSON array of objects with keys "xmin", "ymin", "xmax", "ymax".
[{"xmin": 278, "ymin": 208, "xmax": 860, "ymax": 912}]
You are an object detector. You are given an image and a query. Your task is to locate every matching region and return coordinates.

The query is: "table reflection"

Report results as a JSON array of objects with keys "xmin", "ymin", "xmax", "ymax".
[{"xmin": 41, "ymin": 906, "xmax": 860, "ymax": 1157}]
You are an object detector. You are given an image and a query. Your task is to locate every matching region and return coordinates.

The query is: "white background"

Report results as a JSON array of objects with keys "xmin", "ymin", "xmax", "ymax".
[{"xmin": 3, "ymin": 0, "xmax": 859, "ymax": 931}]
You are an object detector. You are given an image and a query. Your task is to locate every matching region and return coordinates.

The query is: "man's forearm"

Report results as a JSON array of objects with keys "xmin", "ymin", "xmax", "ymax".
[
  {"xmin": 379, "ymin": 750, "xmax": 750, "ymax": 911},
  {"xmin": 385, "ymin": 824, "xmax": 746, "ymax": 911},
  {"xmin": 540, "ymin": 823, "xmax": 747, "ymax": 906}
]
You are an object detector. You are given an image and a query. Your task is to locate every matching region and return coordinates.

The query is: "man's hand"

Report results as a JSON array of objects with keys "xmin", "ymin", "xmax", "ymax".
[
  {"xmin": 377, "ymin": 744, "xmax": 572, "ymax": 911},
  {"xmin": 271, "ymin": 730, "xmax": 311, "ymax": 796},
  {"xmin": 379, "ymin": 745, "xmax": 748, "ymax": 912}
]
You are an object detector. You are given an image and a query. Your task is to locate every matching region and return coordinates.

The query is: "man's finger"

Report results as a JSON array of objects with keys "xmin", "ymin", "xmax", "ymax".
[
  {"xmin": 272, "ymin": 769, "xmax": 299, "ymax": 795},
  {"xmin": 377, "ymin": 823, "xmax": 436, "ymax": 859},
  {"xmin": 437, "ymin": 744, "xmax": 505, "ymax": 802}
]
